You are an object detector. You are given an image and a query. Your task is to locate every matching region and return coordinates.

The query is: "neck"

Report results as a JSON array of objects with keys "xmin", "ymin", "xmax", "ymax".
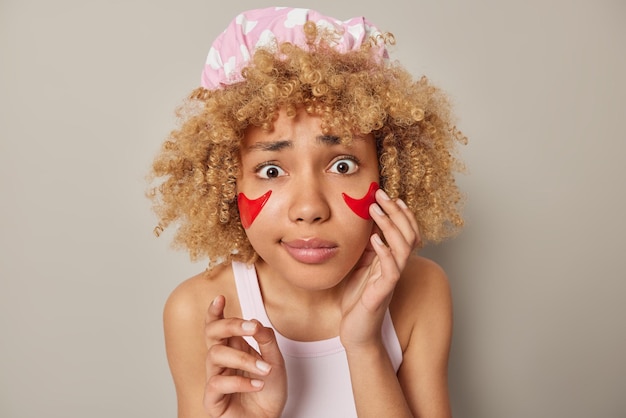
[{"xmin": 254, "ymin": 260, "xmax": 346, "ymax": 341}]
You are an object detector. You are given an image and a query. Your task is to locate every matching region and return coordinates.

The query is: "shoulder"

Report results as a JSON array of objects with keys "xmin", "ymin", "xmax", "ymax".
[
  {"xmin": 163, "ymin": 263, "xmax": 240, "ymax": 416},
  {"xmin": 164, "ymin": 263, "xmax": 240, "ymax": 326},
  {"xmin": 390, "ymin": 255, "xmax": 452, "ymax": 345},
  {"xmin": 163, "ymin": 272, "xmax": 209, "ymax": 326},
  {"xmin": 163, "ymin": 263, "xmax": 236, "ymax": 361},
  {"xmin": 389, "ymin": 255, "xmax": 453, "ymax": 365},
  {"xmin": 396, "ymin": 254, "xmax": 450, "ymax": 297},
  {"xmin": 390, "ymin": 255, "xmax": 453, "ymax": 416}
]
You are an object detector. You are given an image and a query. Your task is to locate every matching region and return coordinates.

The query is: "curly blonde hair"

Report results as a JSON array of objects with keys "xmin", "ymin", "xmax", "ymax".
[{"xmin": 148, "ymin": 22, "xmax": 466, "ymax": 269}]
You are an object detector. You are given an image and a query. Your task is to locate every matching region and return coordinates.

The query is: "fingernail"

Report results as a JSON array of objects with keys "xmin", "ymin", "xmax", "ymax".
[
  {"xmin": 372, "ymin": 203, "xmax": 384, "ymax": 216},
  {"xmin": 242, "ymin": 321, "xmax": 256, "ymax": 331},
  {"xmin": 396, "ymin": 198, "xmax": 408, "ymax": 209},
  {"xmin": 251, "ymin": 379, "xmax": 264, "ymax": 388},
  {"xmin": 211, "ymin": 296, "xmax": 220, "ymax": 307},
  {"xmin": 256, "ymin": 360, "xmax": 271, "ymax": 373},
  {"xmin": 378, "ymin": 189, "xmax": 390, "ymax": 200},
  {"xmin": 373, "ymin": 233, "xmax": 385, "ymax": 246}
]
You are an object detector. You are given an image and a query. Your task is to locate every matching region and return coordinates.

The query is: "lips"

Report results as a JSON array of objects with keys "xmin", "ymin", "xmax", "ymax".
[{"xmin": 281, "ymin": 238, "xmax": 338, "ymax": 264}]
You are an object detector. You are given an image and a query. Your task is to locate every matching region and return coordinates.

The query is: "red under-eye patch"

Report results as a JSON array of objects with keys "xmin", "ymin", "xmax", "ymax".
[
  {"xmin": 342, "ymin": 182, "xmax": 379, "ymax": 220},
  {"xmin": 238, "ymin": 190, "xmax": 272, "ymax": 229}
]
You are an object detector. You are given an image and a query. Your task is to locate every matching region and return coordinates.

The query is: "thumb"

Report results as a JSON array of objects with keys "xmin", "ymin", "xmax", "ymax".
[{"xmin": 252, "ymin": 323, "xmax": 284, "ymax": 368}]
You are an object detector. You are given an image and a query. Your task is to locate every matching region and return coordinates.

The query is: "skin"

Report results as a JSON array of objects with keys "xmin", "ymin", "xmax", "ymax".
[{"xmin": 163, "ymin": 108, "xmax": 454, "ymax": 418}]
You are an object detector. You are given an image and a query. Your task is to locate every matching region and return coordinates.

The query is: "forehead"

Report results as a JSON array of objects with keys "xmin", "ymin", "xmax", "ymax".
[
  {"xmin": 241, "ymin": 108, "xmax": 374, "ymax": 150},
  {"xmin": 242, "ymin": 108, "xmax": 320, "ymax": 144}
]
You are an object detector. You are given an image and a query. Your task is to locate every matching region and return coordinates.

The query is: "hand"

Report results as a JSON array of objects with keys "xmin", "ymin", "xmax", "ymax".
[
  {"xmin": 203, "ymin": 295, "xmax": 287, "ymax": 418},
  {"xmin": 340, "ymin": 189, "xmax": 421, "ymax": 350}
]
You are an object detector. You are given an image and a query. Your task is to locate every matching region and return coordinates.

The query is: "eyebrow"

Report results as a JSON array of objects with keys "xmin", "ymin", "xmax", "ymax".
[
  {"xmin": 318, "ymin": 134, "xmax": 341, "ymax": 145},
  {"xmin": 247, "ymin": 134, "xmax": 341, "ymax": 151},
  {"xmin": 247, "ymin": 140, "xmax": 292, "ymax": 152}
]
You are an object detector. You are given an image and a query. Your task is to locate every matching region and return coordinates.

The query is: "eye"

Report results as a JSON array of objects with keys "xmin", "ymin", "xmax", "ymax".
[
  {"xmin": 329, "ymin": 158, "xmax": 359, "ymax": 175},
  {"xmin": 257, "ymin": 164, "xmax": 286, "ymax": 179}
]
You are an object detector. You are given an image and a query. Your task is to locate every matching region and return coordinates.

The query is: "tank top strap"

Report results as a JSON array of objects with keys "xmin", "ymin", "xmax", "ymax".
[
  {"xmin": 382, "ymin": 308, "xmax": 403, "ymax": 371},
  {"xmin": 231, "ymin": 261, "xmax": 272, "ymax": 326}
]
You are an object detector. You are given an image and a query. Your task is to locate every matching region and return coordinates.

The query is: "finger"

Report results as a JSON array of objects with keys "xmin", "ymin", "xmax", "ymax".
[
  {"xmin": 205, "ymin": 317, "xmax": 259, "ymax": 344},
  {"xmin": 206, "ymin": 295, "xmax": 227, "ymax": 328},
  {"xmin": 252, "ymin": 323, "xmax": 285, "ymax": 369},
  {"xmin": 206, "ymin": 373, "xmax": 265, "ymax": 395},
  {"xmin": 208, "ymin": 343, "xmax": 273, "ymax": 377},
  {"xmin": 204, "ymin": 319, "xmax": 261, "ymax": 385},
  {"xmin": 373, "ymin": 189, "xmax": 419, "ymax": 250},
  {"xmin": 203, "ymin": 373, "xmax": 264, "ymax": 415},
  {"xmin": 395, "ymin": 198, "xmax": 422, "ymax": 249},
  {"xmin": 204, "ymin": 296, "xmax": 262, "ymax": 381},
  {"xmin": 205, "ymin": 296, "xmax": 259, "ymax": 346},
  {"xmin": 205, "ymin": 296, "xmax": 226, "ymax": 344},
  {"xmin": 370, "ymin": 202, "xmax": 413, "ymax": 269},
  {"xmin": 361, "ymin": 233, "xmax": 402, "ymax": 310},
  {"xmin": 353, "ymin": 236, "xmax": 377, "ymax": 270}
]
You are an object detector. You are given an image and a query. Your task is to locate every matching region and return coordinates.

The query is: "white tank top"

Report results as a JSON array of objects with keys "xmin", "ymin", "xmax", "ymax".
[{"xmin": 232, "ymin": 261, "xmax": 403, "ymax": 418}]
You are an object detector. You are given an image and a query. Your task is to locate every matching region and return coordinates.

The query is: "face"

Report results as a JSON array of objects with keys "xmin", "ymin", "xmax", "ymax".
[{"xmin": 237, "ymin": 108, "xmax": 380, "ymax": 291}]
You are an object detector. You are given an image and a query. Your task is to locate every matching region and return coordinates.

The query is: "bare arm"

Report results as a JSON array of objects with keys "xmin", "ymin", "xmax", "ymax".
[
  {"xmin": 163, "ymin": 271, "xmax": 286, "ymax": 418},
  {"xmin": 346, "ymin": 342, "xmax": 414, "ymax": 416},
  {"xmin": 163, "ymin": 278, "xmax": 211, "ymax": 418},
  {"xmin": 397, "ymin": 258, "xmax": 453, "ymax": 417},
  {"xmin": 340, "ymin": 189, "xmax": 422, "ymax": 417},
  {"xmin": 344, "ymin": 257, "xmax": 452, "ymax": 417}
]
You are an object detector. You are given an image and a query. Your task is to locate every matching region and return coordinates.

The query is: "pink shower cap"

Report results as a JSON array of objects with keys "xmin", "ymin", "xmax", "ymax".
[{"xmin": 201, "ymin": 7, "xmax": 389, "ymax": 89}]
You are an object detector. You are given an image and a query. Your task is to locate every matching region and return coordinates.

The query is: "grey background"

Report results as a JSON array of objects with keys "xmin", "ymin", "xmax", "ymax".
[{"xmin": 1, "ymin": 1, "xmax": 625, "ymax": 417}]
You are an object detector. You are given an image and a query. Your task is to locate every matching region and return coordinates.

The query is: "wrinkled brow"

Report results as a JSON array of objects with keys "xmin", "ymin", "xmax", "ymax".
[{"xmin": 247, "ymin": 135, "xmax": 342, "ymax": 151}]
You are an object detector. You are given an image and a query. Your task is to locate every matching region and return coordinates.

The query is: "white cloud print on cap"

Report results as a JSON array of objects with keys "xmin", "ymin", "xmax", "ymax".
[{"xmin": 201, "ymin": 7, "xmax": 389, "ymax": 90}]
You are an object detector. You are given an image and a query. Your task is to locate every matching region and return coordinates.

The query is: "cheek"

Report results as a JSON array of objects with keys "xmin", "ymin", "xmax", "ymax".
[
  {"xmin": 342, "ymin": 182, "xmax": 379, "ymax": 220},
  {"xmin": 238, "ymin": 190, "xmax": 272, "ymax": 229}
]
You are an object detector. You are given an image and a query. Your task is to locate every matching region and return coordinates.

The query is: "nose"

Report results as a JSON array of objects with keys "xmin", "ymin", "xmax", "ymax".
[{"xmin": 287, "ymin": 176, "xmax": 330, "ymax": 224}]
